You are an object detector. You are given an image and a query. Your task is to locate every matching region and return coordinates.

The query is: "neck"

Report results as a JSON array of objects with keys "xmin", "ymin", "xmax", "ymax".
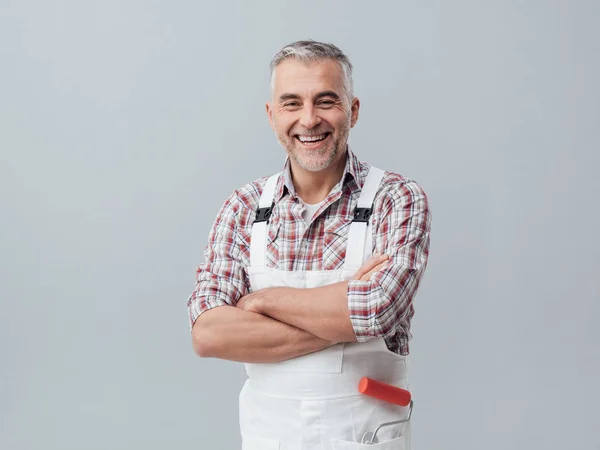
[{"xmin": 290, "ymin": 149, "xmax": 348, "ymax": 204}]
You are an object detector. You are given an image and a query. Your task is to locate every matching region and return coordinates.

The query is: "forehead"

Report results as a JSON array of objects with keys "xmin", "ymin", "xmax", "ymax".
[{"xmin": 272, "ymin": 59, "xmax": 345, "ymax": 97}]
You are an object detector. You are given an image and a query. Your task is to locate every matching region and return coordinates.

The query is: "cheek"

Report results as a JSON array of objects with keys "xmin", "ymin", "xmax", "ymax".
[
  {"xmin": 325, "ymin": 111, "xmax": 351, "ymax": 132},
  {"xmin": 274, "ymin": 115, "xmax": 295, "ymax": 136}
]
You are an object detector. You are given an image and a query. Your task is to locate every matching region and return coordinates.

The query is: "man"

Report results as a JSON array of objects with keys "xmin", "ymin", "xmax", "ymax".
[{"xmin": 187, "ymin": 40, "xmax": 431, "ymax": 449}]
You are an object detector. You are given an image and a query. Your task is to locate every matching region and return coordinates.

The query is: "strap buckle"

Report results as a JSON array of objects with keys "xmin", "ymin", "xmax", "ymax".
[
  {"xmin": 254, "ymin": 202, "xmax": 275, "ymax": 223},
  {"xmin": 353, "ymin": 206, "xmax": 373, "ymax": 223}
]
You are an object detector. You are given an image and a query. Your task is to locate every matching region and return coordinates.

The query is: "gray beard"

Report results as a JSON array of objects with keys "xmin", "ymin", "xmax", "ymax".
[{"xmin": 278, "ymin": 127, "xmax": 350, "ymax": 173}]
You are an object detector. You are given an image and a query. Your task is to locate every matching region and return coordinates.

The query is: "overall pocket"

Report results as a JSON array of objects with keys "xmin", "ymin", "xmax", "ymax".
[{"xmin": 331, "ymin": 435, "xmax": 405, "ymax": 450}]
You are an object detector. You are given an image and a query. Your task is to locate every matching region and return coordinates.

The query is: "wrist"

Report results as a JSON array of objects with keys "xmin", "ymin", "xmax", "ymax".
[{"xmin": 255, "ymin": 287, "xmax": 276, "ymax": 314}]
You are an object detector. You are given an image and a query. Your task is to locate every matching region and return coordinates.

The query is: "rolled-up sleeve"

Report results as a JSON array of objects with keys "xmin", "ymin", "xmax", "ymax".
[
  {"xmin": 347, "ymin": 179, "xmax": 431, "ymax": 341},
  {"xmin": 187, "ymin": 191, "xmax": 249, "ymax": 330}
]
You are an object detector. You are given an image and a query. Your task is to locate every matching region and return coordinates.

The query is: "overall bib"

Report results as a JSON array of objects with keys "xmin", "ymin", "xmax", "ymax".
[{"xmin": 240, "ymin": 166, "xmax": 411, "ymax": 450}]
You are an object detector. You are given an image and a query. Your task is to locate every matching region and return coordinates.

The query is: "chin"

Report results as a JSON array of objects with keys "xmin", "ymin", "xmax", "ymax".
[{"xmin": 295, "ymin": 150, "xmax": 338, "ymax": 172}]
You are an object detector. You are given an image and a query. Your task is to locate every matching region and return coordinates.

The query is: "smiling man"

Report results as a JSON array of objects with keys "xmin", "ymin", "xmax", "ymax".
[{"xmin": 187, "ymin": 40, "xmax": 431, "ymax": 450}]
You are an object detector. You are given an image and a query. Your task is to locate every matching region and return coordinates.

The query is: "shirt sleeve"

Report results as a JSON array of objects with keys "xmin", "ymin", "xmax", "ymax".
[
  {"xmin": 186, "ymin": 190, "xmax": 249, "ymax": 330},
  {"xmin": 347, "ymin": 179, "xmax": 431, "ymax": 341}
]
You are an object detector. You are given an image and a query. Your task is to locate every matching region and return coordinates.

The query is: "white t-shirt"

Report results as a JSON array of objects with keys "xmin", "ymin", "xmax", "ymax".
[{"xmin": 301, "ymin": 200, "xmax": 326, "ymax": 225}]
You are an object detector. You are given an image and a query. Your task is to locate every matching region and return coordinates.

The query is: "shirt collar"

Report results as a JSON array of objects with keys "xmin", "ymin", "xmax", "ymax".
[{"xmin": 274, "ymin": 146, "xmax": 362, "ymax": 202}]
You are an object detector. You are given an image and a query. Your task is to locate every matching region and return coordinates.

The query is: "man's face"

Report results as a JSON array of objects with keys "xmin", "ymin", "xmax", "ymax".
[{"xmin": 266, "ymin": 59, "xmax": 359, "ymax": 173}]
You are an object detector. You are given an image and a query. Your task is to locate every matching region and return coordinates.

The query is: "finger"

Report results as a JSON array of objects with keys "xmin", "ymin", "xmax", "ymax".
[
  {"xmin": 375, "ymin": 261, "xmax": 388, "ymax": 271},
  {"xmin": 360, "ymin": 270, "xmax": 377, "ymax": 281},
  {"xmin": 352, "ymin": 254, "xmax": 388, "ymax": 280},
  {"xmin": 360, "ymin": 261, "xmax": 389, "ymax": 281},
  {"xmin": 369, "ymin": 260, "xmax": 389, "ymax": 274},
  {"xmin": 361, "ymin": 253, "xmax": 389, "ymax": 273}
]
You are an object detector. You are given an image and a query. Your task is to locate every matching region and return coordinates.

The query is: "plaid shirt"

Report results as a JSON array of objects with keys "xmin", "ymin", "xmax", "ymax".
[{"xmin": 187, "ymin": 148, "xmax": 431, "ymax": 355}]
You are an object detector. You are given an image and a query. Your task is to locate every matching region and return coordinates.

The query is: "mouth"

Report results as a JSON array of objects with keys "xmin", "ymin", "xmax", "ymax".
[{"xmin": 294, "ymin": 132, "xmax": 332, "ymax": 148}]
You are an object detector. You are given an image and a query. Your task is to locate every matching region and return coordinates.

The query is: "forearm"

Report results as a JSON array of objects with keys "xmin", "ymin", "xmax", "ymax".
[
  {"xmin": 192, "ymin": 305, "xmax": 333, "ymax": 363},
  {"xmin": 253, "ymin": 282, "xmax": 358, "ymax": 343}
]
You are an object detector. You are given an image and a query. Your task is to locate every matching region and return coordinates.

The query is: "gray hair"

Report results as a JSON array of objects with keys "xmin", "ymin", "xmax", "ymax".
[{"xmin": 269, "ymin": 40, "xmax": 354, "ymax": 103}]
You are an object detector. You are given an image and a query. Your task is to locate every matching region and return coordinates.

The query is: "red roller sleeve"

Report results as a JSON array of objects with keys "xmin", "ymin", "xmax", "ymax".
[{"xmin": 358, "ymin": 377, "xmax": 411, "ymax": 406}]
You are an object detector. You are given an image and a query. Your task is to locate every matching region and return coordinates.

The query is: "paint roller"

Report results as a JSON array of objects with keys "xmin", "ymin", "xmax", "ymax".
[{"xmin": 358, "ymin": 377, "xmax": 411, "ymax": 406}]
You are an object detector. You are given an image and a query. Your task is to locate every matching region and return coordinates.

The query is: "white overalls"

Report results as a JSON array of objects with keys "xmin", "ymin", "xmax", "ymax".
[{"xmin": 240, "ymin": 166, "xmax": 411, "ymax": 450}]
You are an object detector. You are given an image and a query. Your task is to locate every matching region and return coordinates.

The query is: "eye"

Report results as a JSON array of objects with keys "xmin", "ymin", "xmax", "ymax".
[
  {"xmin": 318, "ymin": 100, "xmax": 335, "ymax": 107},
  {"xmin": 283, "ymin": 102, "xmax": 300, "ymax": 108}
]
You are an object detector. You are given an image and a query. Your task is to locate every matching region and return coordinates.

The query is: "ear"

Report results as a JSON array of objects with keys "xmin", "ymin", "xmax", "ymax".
[
  {"xmin": 350, "ymin": 97, "xmax": 360, "ymax": 128},
  {"xmin": 266, "ymin": 102, "xmax": 275, "ymax": 131}
]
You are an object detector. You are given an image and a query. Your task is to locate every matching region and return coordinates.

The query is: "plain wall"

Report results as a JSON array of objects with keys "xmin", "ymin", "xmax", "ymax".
[{"xmin": 1, "ymin": 1, "xmax": 599, "ymax": 449}]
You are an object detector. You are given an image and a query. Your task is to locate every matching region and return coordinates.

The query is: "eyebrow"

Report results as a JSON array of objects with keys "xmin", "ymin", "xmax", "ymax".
[
  {"xmin": 315, "ymin": 90, "xmax": 341, "ymax": 101},
  {"xmin": 278, "ymin": 90, "xmax": 342, "ymax": 103}
]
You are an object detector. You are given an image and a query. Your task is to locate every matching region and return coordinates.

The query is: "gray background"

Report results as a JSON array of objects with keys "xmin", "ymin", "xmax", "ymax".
[{"xmin": 1, "ymin": 1, "xmax": 599, "ymax": 449}]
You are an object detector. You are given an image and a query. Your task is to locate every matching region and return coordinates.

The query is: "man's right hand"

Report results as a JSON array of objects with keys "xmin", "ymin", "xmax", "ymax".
[{"xmin": 351, "ymin": 253, "xmax": 390, "ymax": 281}]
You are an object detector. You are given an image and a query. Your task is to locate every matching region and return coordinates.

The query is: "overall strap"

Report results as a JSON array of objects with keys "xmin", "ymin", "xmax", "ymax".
[
  {"xmin": 343, "ymin": 166, "xmax": 386, "ymax": 271},
  {"xmin": 250, "ymin": 173, "xmax": 280, "ymax": 268}
]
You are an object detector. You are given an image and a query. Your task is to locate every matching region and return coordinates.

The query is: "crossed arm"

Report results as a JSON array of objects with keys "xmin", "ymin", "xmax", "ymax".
[
  {"xmin": 192, "ymin": 255, "xmax": 388, "ymax": 363},
  {"xmin": 190, "ymin": 179, "xmax": 431, "ymax": 364}
]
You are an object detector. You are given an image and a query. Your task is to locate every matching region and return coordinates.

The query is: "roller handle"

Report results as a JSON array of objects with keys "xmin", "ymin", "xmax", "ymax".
[{"xmin": 358, "ymin": 377, "xmax": 411, "ymax": 407}]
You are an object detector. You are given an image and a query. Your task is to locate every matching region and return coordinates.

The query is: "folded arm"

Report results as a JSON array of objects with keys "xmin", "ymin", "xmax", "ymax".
[
  {"xmin": 237, "ymin": 281, "xmax": 357, "ymax": 343},
  {"xmin": 192, "ymin": 304, "xmax": 333, "ymax": 363},
  {"xmin": 238, "ymin": 179, "xmax": 431, "ymax": 344},
  {"xmin": 188, "ymin": 178, "xmax": 430, "ymax": 359},
  {"xmin": 187, "ymin": 189, "xmax": 332, "ymax": 362}
]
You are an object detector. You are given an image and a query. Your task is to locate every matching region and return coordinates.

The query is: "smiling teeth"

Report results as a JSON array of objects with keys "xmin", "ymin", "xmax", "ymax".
[{"xmin": 298, "ymin": 134, "xmax": 326, "ymax": 142}]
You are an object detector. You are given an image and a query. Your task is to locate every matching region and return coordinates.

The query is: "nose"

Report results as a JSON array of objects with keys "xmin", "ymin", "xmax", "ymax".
[{"xmin": 298, "ymin": 104, "xmax": 321, "ymax": 129}]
